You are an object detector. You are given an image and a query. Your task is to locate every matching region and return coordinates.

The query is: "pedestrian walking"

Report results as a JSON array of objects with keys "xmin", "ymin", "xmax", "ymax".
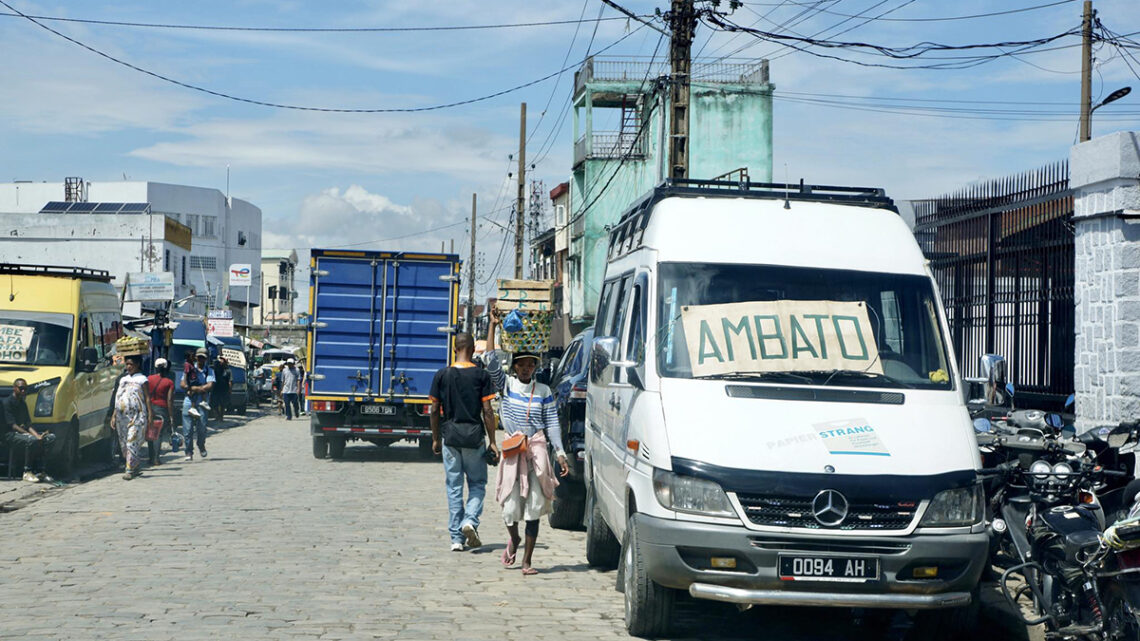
[
  {"xmin": 111, "ymin": 355, "xmax": 153, "ymax": 480},
  {"xmin": 278, "ymin": 359, "xmax": 301, "ymax": 420},
  {"xmin": 486, "ymin": 315, "xmax": 569, "ymax": 575},
  {"xmin": 297, "ymin": 363, "xmax": 308, "ymax": 415},
  {"xmin": 210, "ymin": 357, "xmax": 232, "ymax": 421},
  {"xmin": 0, "ymin": 377, "xmax": 56, "ymax": 483},
  {"xmin": 429, "ymin": 332, "xmax": 500, "ymax": 552},
  {"xmin": 180, "ymin": 347, "xmax": 214, "ymax": 461},
  {"xmin": 146, "ymin": 358, "xmax": 174, "ymax": 466}
]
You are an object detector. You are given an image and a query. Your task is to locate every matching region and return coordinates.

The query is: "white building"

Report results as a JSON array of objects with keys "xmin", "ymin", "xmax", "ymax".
[
  {"xmin": 0, "ymin": 178, "xmax": 262, "ymax": 322},
  {"xmin": 260, "ymin": 249, "xmax": 299, "ymax": 325}
]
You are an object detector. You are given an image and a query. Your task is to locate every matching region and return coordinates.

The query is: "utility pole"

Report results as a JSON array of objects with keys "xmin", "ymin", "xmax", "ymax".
[
  {"xmin": 1079, "ymin": 0, "xmax": 1094, "ymax": 142},
  {"xmin": 515, "ymin": 103, "xmax": 527, "ymax": 278},
  {"xmin": 667, "ymin": 0, "xmax": 697, "ymax": 181},
  {"xmin": 467, "ymin": 193, "xmax": 477, "ymax": 334}
]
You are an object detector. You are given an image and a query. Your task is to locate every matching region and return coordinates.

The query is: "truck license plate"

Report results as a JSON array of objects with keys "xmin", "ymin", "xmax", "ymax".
[
  {"xmin": 360, "ymin": 405, "xmax": 396, "ymax": 415},
  {"xmin": 778, "ymin": 555, "xmax": 879, "ymax": 582}
]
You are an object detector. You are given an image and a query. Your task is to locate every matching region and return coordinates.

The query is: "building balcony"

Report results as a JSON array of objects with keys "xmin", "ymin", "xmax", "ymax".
[{"xmin": 574, "ymin": 131, "xmax": 646, "ymax": 166}]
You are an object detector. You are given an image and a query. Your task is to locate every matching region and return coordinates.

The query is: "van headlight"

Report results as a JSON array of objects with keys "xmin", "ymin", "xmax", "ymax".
[
  {"xmin": 34, "ymin": 382, "xmax": 58, "ymax": 417},
  {"xmin": 652, "ymin": 469, "xmax": 736, "ymax": 517},
  {"xmin": 919, "ymin": 485, "xmax": 984, "ymax": 527}
]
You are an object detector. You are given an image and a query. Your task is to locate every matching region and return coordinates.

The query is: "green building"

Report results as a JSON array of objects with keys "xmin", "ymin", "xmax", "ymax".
[{"xmin": 565, "ymin": 56, "xmax": 774, "ymax": 331}]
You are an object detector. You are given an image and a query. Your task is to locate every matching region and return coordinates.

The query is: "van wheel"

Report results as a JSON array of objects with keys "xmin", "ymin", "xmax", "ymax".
[
  {"xmin": 912, "ymin": 586, "xmax": 980, "ymax": 640},
  {"xmin": 585, "ymin": 482, "xmax": 620, "ymax": 569},
  {"xmin": 49, "ymin": 421, "xmax": 79, "ymax": 479},
  {"xmin": 328, "ymin": 437, "xmax": 347, "ymax": 459},
  {"xmin": 623, "ymin": 515, "xmax": 674, "ymax": 638},
  {"xmin": 312, "ymin": 435, "xmax": 328, "ymax": 459}
]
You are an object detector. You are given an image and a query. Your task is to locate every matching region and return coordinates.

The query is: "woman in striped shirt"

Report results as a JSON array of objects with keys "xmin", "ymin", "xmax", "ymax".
[{"xmin": 487, "ymin": 315, "xmax": 569, "ymax": 575}]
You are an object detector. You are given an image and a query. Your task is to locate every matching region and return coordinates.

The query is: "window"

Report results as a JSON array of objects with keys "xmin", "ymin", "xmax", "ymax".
[
  {"xmin": 202, "ymin": 216, "xmax": 215, "ymax": 237},
  {"xmin": 624, "ymin": 281, "xmax": 645, "ymax": 364},
  {"xmin": 190, "ymin": 256, "xmax": 217, "ymax": 270},
  {"xmin": 186, "ymin": 214, "xmax": 199, "ymax": 235},
  {"xmin": 181, "ymin": 256, "xmax": 187, "ymax": 286},
  {"xmin": 607, "ymin": 275, "xmax": 631, "ymax": 338},
  {"xmin": 595, "ymin": 280, "xmax": 615, "ymax": 335}
]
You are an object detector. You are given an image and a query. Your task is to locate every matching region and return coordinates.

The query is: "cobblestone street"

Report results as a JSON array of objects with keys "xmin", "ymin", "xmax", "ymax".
[{"xmin": 0, "ymin": 413, "xmax": 1034, "ymax": 641}]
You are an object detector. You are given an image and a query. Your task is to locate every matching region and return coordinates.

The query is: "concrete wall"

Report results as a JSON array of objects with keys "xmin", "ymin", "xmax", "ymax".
[{"xmin": 1071, "ymin": 131, "xmax": 1140, "ymax": 430}]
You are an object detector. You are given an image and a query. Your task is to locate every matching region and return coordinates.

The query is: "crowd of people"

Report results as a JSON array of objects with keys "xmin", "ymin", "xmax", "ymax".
[{"xmin": 429, "ymin": 314, "xmax": 568, "ymax": 575}]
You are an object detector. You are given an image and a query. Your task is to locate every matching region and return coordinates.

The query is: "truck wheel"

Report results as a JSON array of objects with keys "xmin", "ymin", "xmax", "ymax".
[
  {"xmin": 418, "ymin": 437, "xmax": 434, "ymax": 457},
  {"xmin": 312, "ymin": 435, "xmax": 328, "ymax": 459},
  {"xmin": 328, "ymin": 437, "xmax": 347, "ymax": 459},
  {"xmin": 623, "ymin": 515, "xmax": 674, "ymax": 638},
  {"xmin": 549, "ymin": 484, "xmax": 586, "ymax": 530},
  {"xmin": 238, "ymin": 402, "xmax": 247, "ymax": 415},
  {"xmin": 585, "ymin": 481, "xmax": 620, "ymax": 569}
]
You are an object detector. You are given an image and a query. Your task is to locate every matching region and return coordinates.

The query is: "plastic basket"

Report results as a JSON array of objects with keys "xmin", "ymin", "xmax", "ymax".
[{"xmin": 495, "ymin": 309, "xmax": 554, "ymax": 353}]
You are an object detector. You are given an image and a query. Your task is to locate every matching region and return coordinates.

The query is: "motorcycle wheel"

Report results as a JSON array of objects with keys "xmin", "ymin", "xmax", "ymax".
[{"xmin": 1103, "ymin": 583, "xmax": 1140, "ymax": 641}]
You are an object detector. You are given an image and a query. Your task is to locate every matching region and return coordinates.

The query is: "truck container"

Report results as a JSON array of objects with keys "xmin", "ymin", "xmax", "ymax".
[{"xmin": 307, "ymin": 249, "xmax": 460, "ymax": 459}]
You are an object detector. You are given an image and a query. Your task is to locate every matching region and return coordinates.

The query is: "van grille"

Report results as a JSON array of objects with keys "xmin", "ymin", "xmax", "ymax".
[{"xmin": 735, "ymin": 493, "xmax": 918, "ymax": 531}]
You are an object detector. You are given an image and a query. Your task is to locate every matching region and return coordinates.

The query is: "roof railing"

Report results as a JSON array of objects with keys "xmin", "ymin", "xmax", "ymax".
[{"xmin": 0, "ymin": 263, "xmax": 114, "ymax": 281}]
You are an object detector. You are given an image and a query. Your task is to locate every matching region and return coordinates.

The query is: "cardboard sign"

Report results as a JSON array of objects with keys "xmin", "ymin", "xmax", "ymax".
[
  {"xmin": 681, "ymin": 300, "xmax": 882, "ymax": 377},
  {"xmin": 221, "ymin": 347, "xmax": 247, "ymax": 368},
  {"xmin": 495, "ymin": 279, "xmax": 554, "ymax": 312},
  {"xmin": 0, "ymin": 325, "xmax": 34, "ymax": 362}
]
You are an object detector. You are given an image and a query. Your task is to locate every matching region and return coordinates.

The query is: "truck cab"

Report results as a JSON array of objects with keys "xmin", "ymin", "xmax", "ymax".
[{"xmin": 582, "ymin": 181, "xmax": 987, "ymax": 638}]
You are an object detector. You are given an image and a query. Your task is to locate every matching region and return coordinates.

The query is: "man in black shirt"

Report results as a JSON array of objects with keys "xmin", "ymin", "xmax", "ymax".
[
  {"xmin": 430, "ymin": 332, "xmax": 499, "ymax": 551},
  {"xmin": 1, "ymin": 378, "xmax": 56, "ymax": 483}
]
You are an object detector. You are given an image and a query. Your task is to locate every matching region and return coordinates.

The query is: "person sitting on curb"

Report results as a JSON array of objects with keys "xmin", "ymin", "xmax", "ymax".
[{"xmin": 0, "ymin": 378, "xmax": 57, "ymax": 483}]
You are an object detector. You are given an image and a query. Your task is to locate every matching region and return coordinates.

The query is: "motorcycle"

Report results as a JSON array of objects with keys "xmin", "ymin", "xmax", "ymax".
[{"xmin": 977, "ymin": 413, "xmax": 1140, "ymax": 639}]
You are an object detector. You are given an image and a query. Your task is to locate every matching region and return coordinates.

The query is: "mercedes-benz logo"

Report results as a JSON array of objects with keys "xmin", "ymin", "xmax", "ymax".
[{"xmin": 812, "ymin": 489, "xmax": 849, "ymax": 527}]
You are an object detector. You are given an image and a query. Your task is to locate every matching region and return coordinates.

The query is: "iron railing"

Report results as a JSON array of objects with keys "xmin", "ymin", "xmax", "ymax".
[
  {"xmin": 575, "ymin": 57, "xmax": 768, "ymax": 95},
  {"xmin": 914, "ymin": 161, "xmax": 1074, "ymax": 409},
  {"xmin": 573, "ymin": 132, "xmax": 646, "ymax": 165}
]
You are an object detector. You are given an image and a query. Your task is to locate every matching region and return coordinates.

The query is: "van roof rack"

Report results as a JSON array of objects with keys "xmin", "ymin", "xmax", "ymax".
[
  {"xmin": 0, "ymin": 263, "xmax": 113, "ymax": 282},
  {"xmin": 607, "ymin": 179, "xmax": 897, "ymax": 261}
]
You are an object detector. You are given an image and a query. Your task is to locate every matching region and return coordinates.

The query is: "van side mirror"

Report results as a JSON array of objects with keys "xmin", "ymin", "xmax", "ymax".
[
  {"xmin": 79, "ymin": 347, "xmax": 99, "ymax": 373},
  {"xmin": 979, "ymin": 354, "xmax": 1009, "ymax": 407},
  {"xmin": 590, "ymin": 337, "xmax": 618, "ymax": 385}
]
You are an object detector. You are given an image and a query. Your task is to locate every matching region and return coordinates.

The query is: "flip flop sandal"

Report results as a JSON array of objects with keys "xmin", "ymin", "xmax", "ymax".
[
  {"xmin": 502, "ymin": 543, "xmax": 517, "ymax": 567},
  {"xmin": 521, "ymin": 567, "xmax": 538, "ymax": 576}
]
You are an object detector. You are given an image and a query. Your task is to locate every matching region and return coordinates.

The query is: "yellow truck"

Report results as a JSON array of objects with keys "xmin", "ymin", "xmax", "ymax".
[{"xmin": 0, "ymin": 264, "xmax": 122, "ymax": 477}]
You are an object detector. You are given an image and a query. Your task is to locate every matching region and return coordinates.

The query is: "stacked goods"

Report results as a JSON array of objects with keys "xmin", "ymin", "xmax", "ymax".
[
  {"xmin": 114, "ymin": 335, "xmax": 150, "ymax": 356},
  {"xmin": 494, "ymin": 279, "xmax": 555, "ymax": 353}
]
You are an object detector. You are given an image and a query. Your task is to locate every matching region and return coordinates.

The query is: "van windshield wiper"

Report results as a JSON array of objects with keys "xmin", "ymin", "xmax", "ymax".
[
  {"xmin": 811, "ymin": 369, "xmax": 915, "ymax": 389},
  {"xmin": 695, "ymin": 371, "xmax": 815, "ymax": 385}
]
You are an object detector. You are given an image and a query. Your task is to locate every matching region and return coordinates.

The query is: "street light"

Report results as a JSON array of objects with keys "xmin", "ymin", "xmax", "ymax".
[{"xmin": 1092, "ymin": 86, "xmax": 1132, "ymax": 113}]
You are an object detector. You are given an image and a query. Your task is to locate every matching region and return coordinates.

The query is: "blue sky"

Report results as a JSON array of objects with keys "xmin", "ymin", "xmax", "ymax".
[{"xmin": 1, "ymin": 0, "xmax": 1138, "ymax": 302}]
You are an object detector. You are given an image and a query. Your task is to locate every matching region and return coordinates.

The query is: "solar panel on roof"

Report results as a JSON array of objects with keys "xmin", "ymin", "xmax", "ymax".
[
  {"xmin": 39, "ymin": 201, "xmax": 70, "ymax": 213},
  {"xmin": 69, "ymin": 202, "xmax": 98, "ymax": 212},
  {"xmin": 94, "ymin": 203, "xmax": 124, "ymax": 212},
  {"xmin": 121, "ymin": 203, "xmax": 149, "ymax": 212}
]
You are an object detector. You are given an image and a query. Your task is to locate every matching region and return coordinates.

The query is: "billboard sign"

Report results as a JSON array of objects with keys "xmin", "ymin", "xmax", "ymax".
[
  {"xmin": 229, "ymin": 264, "xmax": 252, "ymax": 287},
  {"xmin": 125, "ymin": 272, "xmax": 175, "ymax": 302}
]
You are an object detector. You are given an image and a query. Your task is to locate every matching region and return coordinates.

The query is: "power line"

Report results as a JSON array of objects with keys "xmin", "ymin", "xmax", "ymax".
[
  {"xmin": 598, "ymin": 0, "xmax": 670, "ymax": 36},
  {"xmin": 740, "ymin": 0, "xmax": 1077, "ymax": 23},
  {"xmin": 0, "ymin": 0, "xmax": 643, "ymax": 114},
  {"xmin": 0, "ymin": 10, "xmax": 646, "ymax": 32}
]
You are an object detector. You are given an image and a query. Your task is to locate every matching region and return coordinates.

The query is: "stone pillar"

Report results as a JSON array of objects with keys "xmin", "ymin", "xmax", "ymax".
[{"xmin": 1072, "ymin": 131, "xmax": 1140, "ymax": 431}]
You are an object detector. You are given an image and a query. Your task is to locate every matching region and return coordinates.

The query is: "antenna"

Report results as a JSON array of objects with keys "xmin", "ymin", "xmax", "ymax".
[{"xmin": 783, "ymin": 163, "xmax": 791, "ymax": 209}]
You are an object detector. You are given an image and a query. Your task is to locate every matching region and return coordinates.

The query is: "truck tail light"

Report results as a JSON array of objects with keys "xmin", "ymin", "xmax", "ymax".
[
  {"xmin": 570, "ymin": 385, "xmax": 587, "ymax": 400},
  {"xmin": 418, "ymin": 404, "xmax": 433, "ymax": 416},
  {"xmin": 311, "ymin": 401, "xmax": 338, "ymax": 412}
]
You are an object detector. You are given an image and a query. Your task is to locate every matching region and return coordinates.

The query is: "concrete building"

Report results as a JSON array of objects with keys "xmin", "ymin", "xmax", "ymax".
[
  {"xmin": 0, "ymin": 178, "xmax": 262, "ymax": 321},
  {"xmin": 568, "ymin": 57, "xmax": 774, "ymax": 329},
  {"xmin": 548, "ymin": 181, "xmax": 572, "ymax": 346},
  {"xmin": 260, "ymin": 249, "xmax": 298, "ymax": 324}
]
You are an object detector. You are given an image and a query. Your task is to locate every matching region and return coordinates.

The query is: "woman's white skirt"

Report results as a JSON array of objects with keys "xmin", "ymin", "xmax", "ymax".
[{"xmin": 501, "ymin": 466, "xmax": 552, "ymax": 524}]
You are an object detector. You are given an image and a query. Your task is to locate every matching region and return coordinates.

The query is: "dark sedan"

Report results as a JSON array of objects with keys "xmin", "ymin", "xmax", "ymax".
[{"xmin": 547, "ymin": 327, "xmax": 592, "ymax": 530}]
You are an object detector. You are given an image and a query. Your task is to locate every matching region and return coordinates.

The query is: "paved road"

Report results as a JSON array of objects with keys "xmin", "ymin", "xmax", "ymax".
[{"xmin": 0, "ymin": 413, "xmax": 1038, "ymax": 640}]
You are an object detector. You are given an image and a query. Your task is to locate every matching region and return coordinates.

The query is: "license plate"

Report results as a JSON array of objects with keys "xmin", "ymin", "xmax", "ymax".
[
  {"xmin": 778, "ymin": 555, "xmax": 879, "ymax": 583},
  {"xmin": 360, "ymin": 405, "xmax": 396, "ymax": 415}
]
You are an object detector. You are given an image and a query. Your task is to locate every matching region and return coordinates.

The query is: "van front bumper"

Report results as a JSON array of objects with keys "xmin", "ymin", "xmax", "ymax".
[{"xmin": 636, "ymin": 514, "xmax": 987, "ymax": 609}]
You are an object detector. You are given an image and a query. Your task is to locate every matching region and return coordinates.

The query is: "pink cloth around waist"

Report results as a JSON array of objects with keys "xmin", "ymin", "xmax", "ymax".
[{"xmin": 495, "ymin": 430, "xmax": 559, "ymax": 505}]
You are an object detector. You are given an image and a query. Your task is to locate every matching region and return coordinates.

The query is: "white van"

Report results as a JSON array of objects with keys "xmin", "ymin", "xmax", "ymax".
[{"xmin": 583, "ymin": 181, "xmax": 987, "ymax": 637}]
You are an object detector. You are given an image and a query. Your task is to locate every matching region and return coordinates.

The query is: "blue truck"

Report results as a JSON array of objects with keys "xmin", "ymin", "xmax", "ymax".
[{"xmin": 307, "ymin": 249, "xmax": 460, "ymax": 459}]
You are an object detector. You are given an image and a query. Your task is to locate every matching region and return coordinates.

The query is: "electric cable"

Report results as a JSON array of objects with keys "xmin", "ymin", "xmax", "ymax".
[
  {"xmin": 0, "ymin": 0, "xmax": 644, "ymax": 114},
  {"xmin": 741, "ymin": 0, "xmax": 1077, "ymax": 23}
]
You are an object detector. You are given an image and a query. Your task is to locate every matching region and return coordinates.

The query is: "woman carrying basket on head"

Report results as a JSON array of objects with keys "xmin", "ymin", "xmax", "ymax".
[{"xmin": 486, "ymin": 314, "xmax": 569, "ymax": 575}]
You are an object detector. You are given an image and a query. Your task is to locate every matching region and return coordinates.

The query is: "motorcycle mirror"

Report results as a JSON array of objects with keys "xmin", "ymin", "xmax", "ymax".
[
  {"xmin": 1065, "ymin": 393, "xmax": 1075, "ymax": 410},
  {"xmin": 1045, "ymin": 413, "xmax": 1064, "ymax": 430},
  {"xmin": 973, "ymin": 418, "xmax": 992, "ymax": 434},
  {"xmin": 1108, "ymin": 425, "xmax": 1133, "ymax": 449}
]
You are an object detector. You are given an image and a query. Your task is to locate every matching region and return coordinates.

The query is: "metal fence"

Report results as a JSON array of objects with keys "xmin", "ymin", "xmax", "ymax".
[{"xmin": 914, "ymin": 161, "xmax": 1074, "ymax": 409}]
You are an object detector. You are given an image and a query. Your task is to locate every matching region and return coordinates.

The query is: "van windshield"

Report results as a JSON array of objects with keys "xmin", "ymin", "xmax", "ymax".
[
  {"xmin": 0, "ymin": 311, "xmax": 74, "ymax": 366},
  {"xmin": 656, "ymin": 263, "xmax": 953, "ymax": 390}
]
